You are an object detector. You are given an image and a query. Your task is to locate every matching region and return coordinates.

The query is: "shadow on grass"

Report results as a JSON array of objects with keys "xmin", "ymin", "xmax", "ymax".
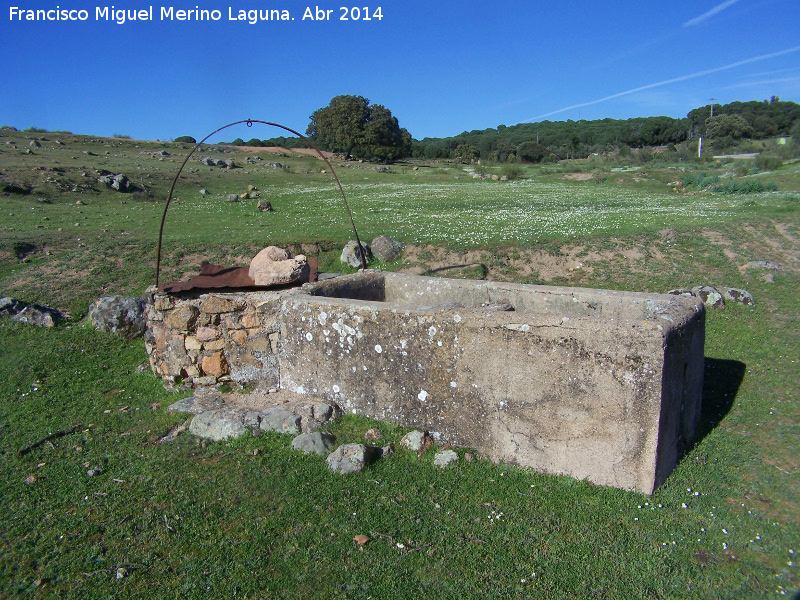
[
  {"xmin": 423, "ymin": 263, "xmax": 488, "ymax": 278},
  {"xmin": 696, "ymin": 357, "xmax": 746, "ymax": 441}
]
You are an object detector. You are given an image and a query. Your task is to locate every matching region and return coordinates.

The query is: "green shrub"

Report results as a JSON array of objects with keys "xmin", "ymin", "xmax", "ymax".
[
  {"xmin": 682, "ymin": 173, "xmax": 719, "ymax": 188},
  {"xmin": 754, "ymin": 154, "xmax": 783, "ymax": 171},
  {"xmin": 500, "ymin": 164, "xmax": 523, "ymax": 180},
  {"xmin": 112, "ymin": 133, "xmax": 131, "ymax": 139},
  {"xmin": 711, "ymin": 179, "xmax": 778, "ymax": 194},
  {"xmin": 174, "ymin": 135, "xmax": 197, "ymax": 144}
]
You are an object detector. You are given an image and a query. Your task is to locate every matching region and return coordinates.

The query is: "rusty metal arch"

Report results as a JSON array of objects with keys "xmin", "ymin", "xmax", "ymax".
[{"xmin": 155, "ymin": 118, "xmax": 367, "ymax": 289}]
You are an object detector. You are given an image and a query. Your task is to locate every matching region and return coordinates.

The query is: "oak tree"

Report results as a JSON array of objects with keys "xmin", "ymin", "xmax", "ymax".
[{"xmin": 307, "ymin": 95, "xmax": 411, "ymax": 161}]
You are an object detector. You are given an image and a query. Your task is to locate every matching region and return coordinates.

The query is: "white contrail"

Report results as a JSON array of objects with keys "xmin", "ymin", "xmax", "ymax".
[
  {"xmin": 684, "ymin": 0, "xmax": 740, "ymax": 27},
  {"xmin": 526, "ymin": 45, "xmax": 800, "ymax": 122}
]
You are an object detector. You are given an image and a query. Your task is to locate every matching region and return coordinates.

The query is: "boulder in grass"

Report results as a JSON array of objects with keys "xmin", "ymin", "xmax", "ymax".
[
  {"xmin": 87, "ymin": 295, "xmax": 146, "ymax": 339},
  {"xmin": 292, "ymin": 432, "xmax": 336, "ymax": 456},
  {"xmin": 340, "ymin": 240, "xmax": 371, "ymax": 268},
  {"xmin": 691, "ymin": 286, "xmax": 725, "ymax": 309},
  {"xmin": 1, "ymin": 297, "xmax": 64, "ymax": 328},
  {"xmin": 371, "ymin": 236, "xmax": 404, "ymax": 262},
  {"xmin": 723, "ymin": 287, "xmax": 755, "ymax": 306},
  {"xmin": 326, "ymin": 443, "xmax": 382, "ymax": 474}
]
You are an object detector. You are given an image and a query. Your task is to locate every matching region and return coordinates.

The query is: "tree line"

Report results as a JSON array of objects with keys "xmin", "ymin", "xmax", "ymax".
[
  {"xmin": 225, "ymin": 96, "xmax": 799, "ymax": 163},
  {"xmin": 413, "ymin": 98, "xmax": 799, "ymax": 162}
]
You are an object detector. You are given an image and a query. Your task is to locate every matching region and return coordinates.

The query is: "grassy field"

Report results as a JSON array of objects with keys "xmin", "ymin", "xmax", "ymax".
[{"xmin": 1, "ymin": 128, "xmax": 799, "ymax": 598}]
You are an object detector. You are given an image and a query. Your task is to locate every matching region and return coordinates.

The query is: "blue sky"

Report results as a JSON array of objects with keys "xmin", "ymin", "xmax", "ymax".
[{"xmin": 2, "ymin": 0, "xmax": 799, "ymax": 142}]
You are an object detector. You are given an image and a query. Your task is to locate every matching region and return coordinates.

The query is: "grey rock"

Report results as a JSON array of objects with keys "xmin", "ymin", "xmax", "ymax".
[
  {"xmin": 500, "ymin": 175, "xmax": 509, "ymax": 181},
  {"xmin": 666, "ymin": 288, "xmax": 694, "ymax": 297},
  {"xmin": 98, "ymin": 173, "xmax": 131, "ymax": 192},
  {"xmin": 257, "ymin": 200, "xmax": 273, "ymax": 211},
  {"xmin": 30, "ymin": 140, "xmax": 42, "ymax": 148},
  {"xmin": 201, "ymin": 157, "xmax": 216, "ymax": 166},
  {"xmin": 189, "ymin": 409, "xmax": 248, "ymax": 441},
  {"xmin": 691, "ymin": 286, "xmax": 725, "ymax": 309},
  {"xmin": 291, "ymin": 432, "xmax": 336, "ymax": 456},
  {"xmin": 260, "ymin": 408, "xmax": 301, "ymax": 435},
  {"xmin": 400, "ymin": 430, "xmax": 432, "ymax": 452},
  {"xmin": 325, "ymin": 443, "xmax": 382, "ymax": 474},
  {"xmin": 370, "ymin": 236, "xmax": 405, "ymax": 262},
  {"xmin": 0, "ymin": 297, "xmax": 64, "ymax": 327},
  {"xmin": 312, "ymin": 402, "xmax": 334, "ymax": 424},
  {"xmin": 87, "ymin": 295, "xmax": 146, "ymax": 339},
  {"xmin": 111, "ymin": 174, "xmax": 131, "ymax": 192},
  {"xmin": 433, "ymin": 449, "xmax": 458, "ymax": 467},
  {"xmin": 340, "ymin": 240, "xmax": 372, "ymax": 268},
  {"xmin": 267, "ymin": 162, "xmax": 283, "ymax": 169},
  {"xmin": 199, "ymin": 189, "xmax": 209, "ymax": 195},
  {"xmin": 226, "ymin": 194, "xmax": 240, "ymax": 202},
  {"xmin": 745, "ymin": 260, "xmax": 784, "ymax": 272},
  {"xmin": 168, "ymin": 396, "xmax": 224, "ymax": 414},
  {"xmin": 242, "ymin": 410, "xmax": 263, "ymax": 428},
  {"xmin": 723, "ymin": 287, "xmax": 755, "ymax": 306}
]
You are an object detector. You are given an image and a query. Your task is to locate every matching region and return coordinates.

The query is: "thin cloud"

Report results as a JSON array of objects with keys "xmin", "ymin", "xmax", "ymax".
[
  {"xmin": 526, "ymin": 45, "xmax": 800, "ymax": 122},
  {"xmin": 684, "ymin": 0, "xmax": 740, "ymax": 27}
]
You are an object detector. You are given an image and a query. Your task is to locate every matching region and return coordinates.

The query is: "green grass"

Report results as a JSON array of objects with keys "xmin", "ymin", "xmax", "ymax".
[{"xmin": 1, "ymin": 130, "xmax": 799, "ymax": 598}]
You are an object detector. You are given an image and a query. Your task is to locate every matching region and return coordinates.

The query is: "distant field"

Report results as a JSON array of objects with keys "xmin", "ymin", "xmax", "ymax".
[{"xmin": 1, "ymin": 130, "xmax": 799, "ymax": 598}]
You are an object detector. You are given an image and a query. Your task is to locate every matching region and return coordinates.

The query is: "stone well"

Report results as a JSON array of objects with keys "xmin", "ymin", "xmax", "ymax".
[{"xmin": 145, "ymin": 271, "xmax": 705, "ymax": 494}]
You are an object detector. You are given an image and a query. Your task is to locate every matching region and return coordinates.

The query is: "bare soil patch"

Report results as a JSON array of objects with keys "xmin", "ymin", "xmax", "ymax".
[{"xmin": 235, "ymin": 145, "xmax": 335, "ymax": 160}]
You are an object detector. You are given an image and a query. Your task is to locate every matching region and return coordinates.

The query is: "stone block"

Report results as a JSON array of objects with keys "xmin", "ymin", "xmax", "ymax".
[
  {"xmin": 185, "ymin": 336, "xmax": 202, "ymax": 351},
  {"xmin": 201, "ymin": 296, "xmax": 242, "ymax": 314},
  {"xmin": 154, "ymin": 295, "xmax": 174, "ymax": 311},
  {"xmin": 164, "ymin": 304, "xmax": 199, "ymax": 331},
  {"xmin": 203, "ymin": 339, "xmax": 225, "ymax": 351},
  {"xmin": 241, "ymin": 312, "xmax": 260, "ymax": 328},
  {"xmin": 202, "ymin": 352, "xmax": 228, "ymax": 377},
  {"xmin": 196, "ymin": 326, "xmax": 220, "ymax": 342}
]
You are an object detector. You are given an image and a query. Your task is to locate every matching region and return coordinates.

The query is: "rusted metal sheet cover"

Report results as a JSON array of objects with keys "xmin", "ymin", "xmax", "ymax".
[{"xmin": 160, "ymin": 257, "xmax": 318, "ymax": 293}]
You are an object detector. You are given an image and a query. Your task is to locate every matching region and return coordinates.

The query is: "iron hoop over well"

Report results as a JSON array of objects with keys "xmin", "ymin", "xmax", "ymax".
[{"xmin": 155, "ymin": 119, "xmax": 367, "ymax": 290}]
